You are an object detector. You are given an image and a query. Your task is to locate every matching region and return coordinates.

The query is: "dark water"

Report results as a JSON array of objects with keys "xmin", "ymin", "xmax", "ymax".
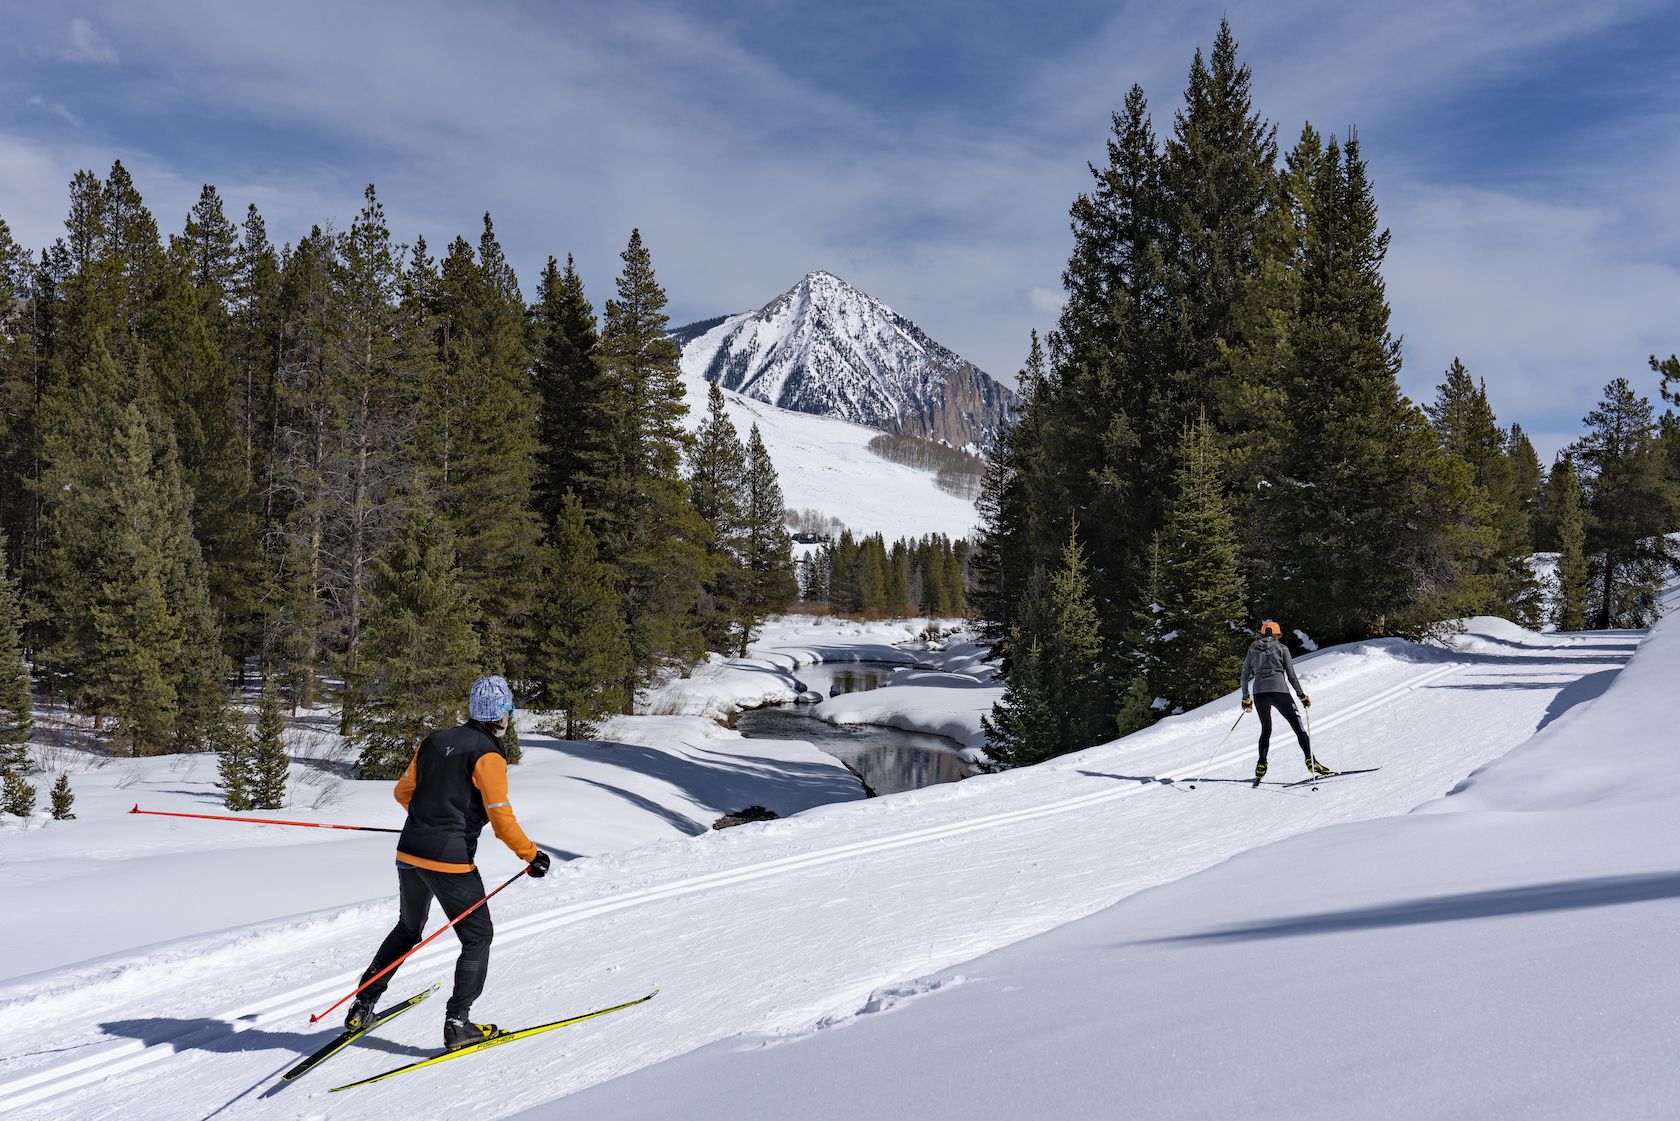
[{"xmin": 734, "ymin": 663, "xmax": 978, "ymax": 796}]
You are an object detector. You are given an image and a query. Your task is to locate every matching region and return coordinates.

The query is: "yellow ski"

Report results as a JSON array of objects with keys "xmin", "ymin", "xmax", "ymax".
[{"xmin": 329, "ymin": 990, "xmax": 658, "ymax": 1091}]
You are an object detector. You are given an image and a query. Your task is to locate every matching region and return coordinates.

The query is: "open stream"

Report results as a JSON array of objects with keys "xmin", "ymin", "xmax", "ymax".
[{"xmin": 733, "ymin": 662, "xmax": 979, "ymax": 796}]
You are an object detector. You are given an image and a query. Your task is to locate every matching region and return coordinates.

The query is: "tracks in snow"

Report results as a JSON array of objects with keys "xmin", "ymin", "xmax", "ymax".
[{"xmin": 0, "ymin": 659, "xmax": 1464, "ymax": 1113}]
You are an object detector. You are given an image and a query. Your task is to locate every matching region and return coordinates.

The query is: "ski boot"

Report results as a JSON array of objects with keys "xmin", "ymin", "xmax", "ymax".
[
  {"xmin": 445, "ymin": 1017, "xmax": 508, "ymax": 1052},
  {"xmin": 1251, "ymin": 760, "xmax": 1267, "ymax": 788},
  {"xmin": 343, "ymin": 994, "xmax": 379, "ymax": 1034},
  {"xmin": 1305, "ymin": 755, "xmax": 1333, "ymax": 777}
]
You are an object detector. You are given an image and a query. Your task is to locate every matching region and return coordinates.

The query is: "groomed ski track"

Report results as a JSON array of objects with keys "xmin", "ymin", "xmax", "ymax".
[{"xmin": 0, "ymin": 624, "xmax": 1638, "ymax": 1119}]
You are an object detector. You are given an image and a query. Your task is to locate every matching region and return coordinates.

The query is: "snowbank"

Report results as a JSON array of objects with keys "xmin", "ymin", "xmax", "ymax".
[{"xmin": 555, "ymin": 617, "xmax": 1680, "ymax": 1120}]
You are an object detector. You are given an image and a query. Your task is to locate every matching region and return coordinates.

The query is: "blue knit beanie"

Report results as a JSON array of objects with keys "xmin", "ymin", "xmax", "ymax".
[{"xmin": 469, "ymin": 674, "xmax": 515, "ymax": 721}]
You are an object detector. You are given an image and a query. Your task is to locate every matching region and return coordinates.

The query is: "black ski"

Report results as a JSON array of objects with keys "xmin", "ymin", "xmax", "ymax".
[
  {"xmin": 280, "ymin": 984, "xmax": 439, "ymax": 1082},
  {"xmin": 1284, "ymin": 767, "xmax": 1382, "ymax": 788},
  {"xmin": 330, "ymin": 989, "xmax": 658, "ymax": 1091}
]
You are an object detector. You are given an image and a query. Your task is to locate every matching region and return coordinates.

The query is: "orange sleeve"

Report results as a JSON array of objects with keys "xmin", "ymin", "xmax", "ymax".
[
  {"xmin": 394, "ymin": 752, "xmax": 418, "ymax": 809},
  {"xmin": 472, "ymin": 753, "xmax": 538, "ymax": 862}
]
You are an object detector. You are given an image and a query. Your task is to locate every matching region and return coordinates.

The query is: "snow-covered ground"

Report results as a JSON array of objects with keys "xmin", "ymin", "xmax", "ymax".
[
  {"xmin": 679, "ymin": 369, "xmax": 981, "ymax": 541},
  {"xmin": 3, "ymin": 611, "xmax": 1666, "ymax": 1119}
]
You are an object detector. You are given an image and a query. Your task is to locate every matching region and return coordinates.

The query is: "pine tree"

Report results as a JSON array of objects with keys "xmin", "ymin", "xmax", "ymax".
[
  {"xmin": 420, "ymin": 216, "xmax": 541, "ymax": 673},
  {"xmin": 214, "ymin": 713, "xmax": 254, "ymax": 811},
  {"xmin": 982, "ymin": 526, "xmax": 1107, "ymax": 768},
  {"xmin": 531, "ymin": 254, "xmax": 602, "ymax": 526},
  {"xmin": 1425, "ymin": 361, "xmax": 1540, "ymax": 624},
  {"xmin": 352, "ymin": 508, "xmax": 483, "ymax": 778},
  {"xmin": 1550, "ymin": 457, "xmax": 1589, "ymax": 631},
  {"xmin": 1140, "ymin": 417, "xmax": 1246, "ymax": 712},
  {"xmin": 0, "ymin": 531, "xmax": 31, "ymax": 772},
  {"xmin": 530, "ymin": 493, "xmax": 630, "ymax": 739},
  {"xmin": 581, "ymin": 230, "xmax": 710, "ymax": 697},
  {"xmin": 2, "ymin": 767, "xmax": 35, "ymax": 817},
  {"xmin": 251, "ymin": 684, "xmax": 289, "ymax": 809},
  {"xmin": 737, "ymin": 425, "xmax": 796, "ymax": 652},
  {"xmin": 686, "ymin": 383, "xmax": 748, "ymax": 651},
  {"xmin": 503, "ymin": 719, "xmax": 522, "ymax": 765},
  {"xmin": 49, "ymin": 773, "xmax": 74, "ymax": 820},
  {"xmin": 1255, "ymin": 134, "xmax": 1482, "ymax": 641},
  {"xmin": 1575, "ymin": 378, "xmax": 1679, "ymax": 628}
]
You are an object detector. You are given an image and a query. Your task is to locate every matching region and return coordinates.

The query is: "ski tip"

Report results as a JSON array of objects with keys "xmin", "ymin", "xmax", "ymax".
[{"xmin": 129, "ymin": 803, "xmax": 139, "ymax": 813}]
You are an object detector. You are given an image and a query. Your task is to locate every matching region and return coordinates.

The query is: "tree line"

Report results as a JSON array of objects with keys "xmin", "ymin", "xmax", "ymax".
[
  {"xmin": 976, "ymin": 21, "xmax": 1680, "ymax": 768},
  {"xmin": 0, "ymin": 173, "xmax": 795, "ymax": 776},
  {"xmin": 798, "ymin": 531, "xmax": 970, "ymax": 618}
]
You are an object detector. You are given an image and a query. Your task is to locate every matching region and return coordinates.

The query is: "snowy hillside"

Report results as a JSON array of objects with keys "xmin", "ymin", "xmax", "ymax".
[
  {"xmin": 677, "ymin": 367, "xmax": 981, "ymax": 541},
  {"xmin": 676, "ymin": 271, "xmax": 1016, "ymax": 450},
  {"xmin": 5, "ymin": 611, "xmax": 1672, "ymax": 1119}
]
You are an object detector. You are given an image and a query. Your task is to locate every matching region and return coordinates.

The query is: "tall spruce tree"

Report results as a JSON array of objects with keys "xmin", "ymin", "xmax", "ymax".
[
  {"xmin": 581, "ymin": 230, "xmax": 710, "ymax": 699},
  {"xmin": 1254, "ymin": 134, "xmax": 1482, "ymax": 641},
  {"xmin": 531, "ymin": 254, "xmax": 602, "ymax": 527},
  {"xmin": 983, "ymin": 526, "xmax": 1107, "ymax": 768},
  {"xmin": 0, "ymin": 532, "xmax": 31, "ymax": 772},
  {"xmin": 420, "ymin": 216, "xmax": 541, "ymax": 673},
  {"xmin": 352, "ymin": 508, "xmax": 482, "ymax": 778},
  {"xmin": 1137, "ymin": 417, "xmax": 1246, "ymax": 713},
  {"xmin": 1425, "ymin": 360, "xmax": 1540, "ymax": 624},
  {"xmin": 1550, "ymin": 456, "xmax": 1590, "ymax": 631},
  {"xmin": 530, "ymin": 493, "xmax": 630, "ymax": 739},
  {"xmin": 738, "ymin": 425, "xmax": 796, "ymax": 653},
  {"xmin": 686, "ymin": 383, "xmax": 748, "ymax": 651},
  {"xmin": 1575, "ymin": 378, "xmax": 1679, "ymax": 628}
]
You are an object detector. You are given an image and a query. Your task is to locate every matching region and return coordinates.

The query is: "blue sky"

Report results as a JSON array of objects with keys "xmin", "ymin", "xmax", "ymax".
[{"xmin": 3, "ymin": 1, "xmax": 1678, "ymax": 460}]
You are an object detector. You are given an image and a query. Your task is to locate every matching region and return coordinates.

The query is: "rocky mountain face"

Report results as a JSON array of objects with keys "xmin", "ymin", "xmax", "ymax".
[{"xmin": 674, "ymin": 271, "xmax": 1016, "ymax": 450}]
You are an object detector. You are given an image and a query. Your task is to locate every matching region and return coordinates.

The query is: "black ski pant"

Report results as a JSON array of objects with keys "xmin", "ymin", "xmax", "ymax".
[
  {"xmin": 1254, "ymin": 691, "xmax": 1311, "ymax": 765},
  {"xmin": 360, "ymin": 862, "xmax": 493, "ymax": 1020}
]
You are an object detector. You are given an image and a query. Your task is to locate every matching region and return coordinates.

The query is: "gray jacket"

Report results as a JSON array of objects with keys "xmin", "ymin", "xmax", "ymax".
[{"xmin": 1241, "ymin": 636, "xmax": 1303, "ymax": 699}]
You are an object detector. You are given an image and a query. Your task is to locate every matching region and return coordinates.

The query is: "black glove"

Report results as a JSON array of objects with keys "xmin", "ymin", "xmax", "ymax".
[
  {"xmin": 527, "ymin": 851, "xmax": 551, "ymax": 878},
  {"xmin": 1301, "ymin": 694, "xmax": 1312, "ymax": 708},
  {"xmin": 1241, "ymin": 697, "xmax": 1253, "ymax": 713}
]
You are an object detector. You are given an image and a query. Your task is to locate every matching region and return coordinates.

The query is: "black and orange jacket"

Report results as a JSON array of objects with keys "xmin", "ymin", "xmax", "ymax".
[{"xmin": 393, "ymin": 721, "xmax": 537, "ymax": 873}]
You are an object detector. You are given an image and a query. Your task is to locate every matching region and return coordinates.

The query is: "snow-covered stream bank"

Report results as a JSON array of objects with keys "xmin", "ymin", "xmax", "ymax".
[{"xmin": 0, "ymin": 616, "xmax": 1649, "ymax": 1120}]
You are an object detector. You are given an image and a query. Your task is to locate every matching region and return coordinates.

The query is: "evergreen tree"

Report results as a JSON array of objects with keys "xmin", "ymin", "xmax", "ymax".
[
  {"xmin": 330, "ymin": 187, "xmax": 425, "ymax": 728},
  {"xmin": 1139, "ymin": 418, "xmax": 1246, "ymax": 713},
  {"xmin": 530, "ymin": 493, "xmax": 630, "ymax": 739},
  {"xmin": 420, "ymin": 216, "xmax": 541, "ymax": 673},
  {"xmin": 581, "ymin": 230, "xmax": 710, "ymax": 697},
  {"xmin": 686, "ymin": 383, "xmax": 748, "ymax": 651},
  {"xmin": 2, "ymin": 767, "xmax": 35, "ymax": 817},
  {"xmin": 251, "ymin": 683, "xmax": 289, "ymax": 809},
  {"xmin": 1575, "ymin": 378, "xmax": 1679, "ymax": 628},
  {"xmin": 1550, "ymin": 456, "xmax": 1590, "ymax": 631},
  {"xmin": 531, "ymin": 254, "xmax": 602, "ymax": 526},
  {"xmin": 737, "ymin": 425, "xmax": 796, "ymax": 652},
  {"xmin": 0, "ymin": 531, "xmax": 31, "ymax": 772},
  {"xmin": 982, "ymin": 527, "xmax": 1107, "ymax": 768},
  {"xmin": 49, "ymin": 773, "xmax": 74, "ymax": 820},
  {"xmin": 503, "ymin": 718, "xmax": 522, "ymax": 765},
  {"xmin": 1426, "ymin": 360, "xmax": 1540, "ymax": 624},
  {"xmin": 352, "ymin": 508, "xmax": 482, "ymax": 778},
  {"xmin": 214, "ymin": 713, "xmax": 254, "ymax": 811},
  {"xmin": 1254, "ymin": 134, "xmax": 1482, "ymax": 640}
]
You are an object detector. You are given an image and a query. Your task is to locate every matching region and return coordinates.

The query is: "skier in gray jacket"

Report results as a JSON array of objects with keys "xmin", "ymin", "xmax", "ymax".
[{"xmin": 1240, "ymin": 621, "xmax": 1329, "ymax": 784}]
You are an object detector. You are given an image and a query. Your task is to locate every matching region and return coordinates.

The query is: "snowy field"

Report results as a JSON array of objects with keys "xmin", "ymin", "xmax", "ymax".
[
  {"xmin": 678, "ymin": 370, "xmax": 981, "ymax": 541},
  {"xmin": 3, "ymin": 611, "xmax": 1669, "ymax": 1119}
]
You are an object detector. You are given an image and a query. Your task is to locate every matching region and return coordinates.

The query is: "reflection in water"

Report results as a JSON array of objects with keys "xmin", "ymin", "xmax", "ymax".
[{"xmin": 735, "ymin": 704, "xmax": 976, "ymax": 796}]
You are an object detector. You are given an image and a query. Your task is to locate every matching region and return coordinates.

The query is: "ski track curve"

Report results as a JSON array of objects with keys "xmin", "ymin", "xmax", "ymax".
[{"xmin": 0, "ymin": 632, "xmax": 1634, "ymax": 1119}]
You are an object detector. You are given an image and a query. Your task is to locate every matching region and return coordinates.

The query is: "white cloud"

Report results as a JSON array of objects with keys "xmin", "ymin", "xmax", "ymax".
[
  {"xmin": 42, "ymin": 18, "xmax": 119, "ymax": 64},
  {"xmin": 1, "ymin": 0, "xmax": 1674, "ymax": 443},
  {"xmin": 26, "ymin": 96, "xmax": 82, "ymax": 128}
]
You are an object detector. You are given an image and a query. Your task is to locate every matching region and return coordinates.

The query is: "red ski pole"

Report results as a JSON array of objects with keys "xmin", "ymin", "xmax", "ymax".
[
  {"xmin": 129, "ymin": 805, "xmax": 403, "ymax": 833},
  {"xmin": 309, "ymin": 866, "xmax": 531, "ymax": 1024}
]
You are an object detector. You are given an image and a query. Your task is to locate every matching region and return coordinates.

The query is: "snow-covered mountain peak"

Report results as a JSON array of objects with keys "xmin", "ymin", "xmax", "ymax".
[{"xmin": 676, "ymin": 272, "xmax": 1016, "ymax": 449}]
